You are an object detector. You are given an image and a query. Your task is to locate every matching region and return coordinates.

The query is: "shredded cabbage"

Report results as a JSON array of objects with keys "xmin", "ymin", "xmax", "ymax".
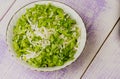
[{"xmin": 13, "ymin": 4, "xmax": 80, "ymax": 67}]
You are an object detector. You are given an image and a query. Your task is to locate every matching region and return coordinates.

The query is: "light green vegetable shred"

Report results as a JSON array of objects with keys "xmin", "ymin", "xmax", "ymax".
[{"xmin": 13, "ymin": 4, "xmax": 80, "ymax": 68}]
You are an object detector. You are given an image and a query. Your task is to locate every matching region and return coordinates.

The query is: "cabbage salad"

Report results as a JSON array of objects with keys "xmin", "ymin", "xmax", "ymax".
[{"xmin": 13, "ymin": 4, "xmax": 80, "ymax": 67}]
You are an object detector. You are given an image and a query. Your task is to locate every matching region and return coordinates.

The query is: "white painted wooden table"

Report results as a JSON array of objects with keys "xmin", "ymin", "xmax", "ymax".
[{"xmin": 0, "ymin": 0, "xmax": 120, "ymax": 79}]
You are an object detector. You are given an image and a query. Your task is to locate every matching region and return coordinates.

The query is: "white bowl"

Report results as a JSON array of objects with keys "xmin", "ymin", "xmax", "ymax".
[{"xmin": 6, "ymin": 1, "xmax": 86, "ymax": 71}]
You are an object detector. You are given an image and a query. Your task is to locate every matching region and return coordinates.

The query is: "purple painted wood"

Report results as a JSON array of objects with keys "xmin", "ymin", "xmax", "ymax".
[
  {"xmin": 0, "ymin": 0, "xmax": 16, "ymax": 21},
  {"xmin": 0, "ymin": 0, "xmax": 119, "ymax": 79},
  {"xmin": 82, "ymin": 21, "xmax": 120, "ymax": 79}
]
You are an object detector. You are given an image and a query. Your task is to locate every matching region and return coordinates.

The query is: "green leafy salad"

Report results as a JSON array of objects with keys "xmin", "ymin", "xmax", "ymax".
[{"xmin": 13, "ymin": 4, "xmax": 80, "ymax": 68}]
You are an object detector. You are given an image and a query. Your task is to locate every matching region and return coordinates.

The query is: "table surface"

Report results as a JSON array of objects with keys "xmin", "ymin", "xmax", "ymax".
[{"xmin": 0, "ymin": 0, "xmax": 120, "ymax": 79}]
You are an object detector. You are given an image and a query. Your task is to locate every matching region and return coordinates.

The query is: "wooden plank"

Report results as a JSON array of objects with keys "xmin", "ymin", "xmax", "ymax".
[
  {"xmin": 0, "ymin": 0, "xmax": 16, "ymax": 21},
  {"xmin": 0, "ymin": 0, "xmax": 119, "ymax": 79},
  {"xmin": 82, "ymin": 20, "xmax": 120, "ymax": 79}
]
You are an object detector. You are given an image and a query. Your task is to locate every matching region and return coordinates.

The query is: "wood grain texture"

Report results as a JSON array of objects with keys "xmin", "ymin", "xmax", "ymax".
[
  {"xmin": 82, "ymin": 20, "xmax": 120, "ymax": 79},
  {"xmin": 0, "ymin": 0, "xmax": 120, "ymax": 79},
  {"xmin": 0, "ymin": 0, "xmax": 16, "ymax": 21}
]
